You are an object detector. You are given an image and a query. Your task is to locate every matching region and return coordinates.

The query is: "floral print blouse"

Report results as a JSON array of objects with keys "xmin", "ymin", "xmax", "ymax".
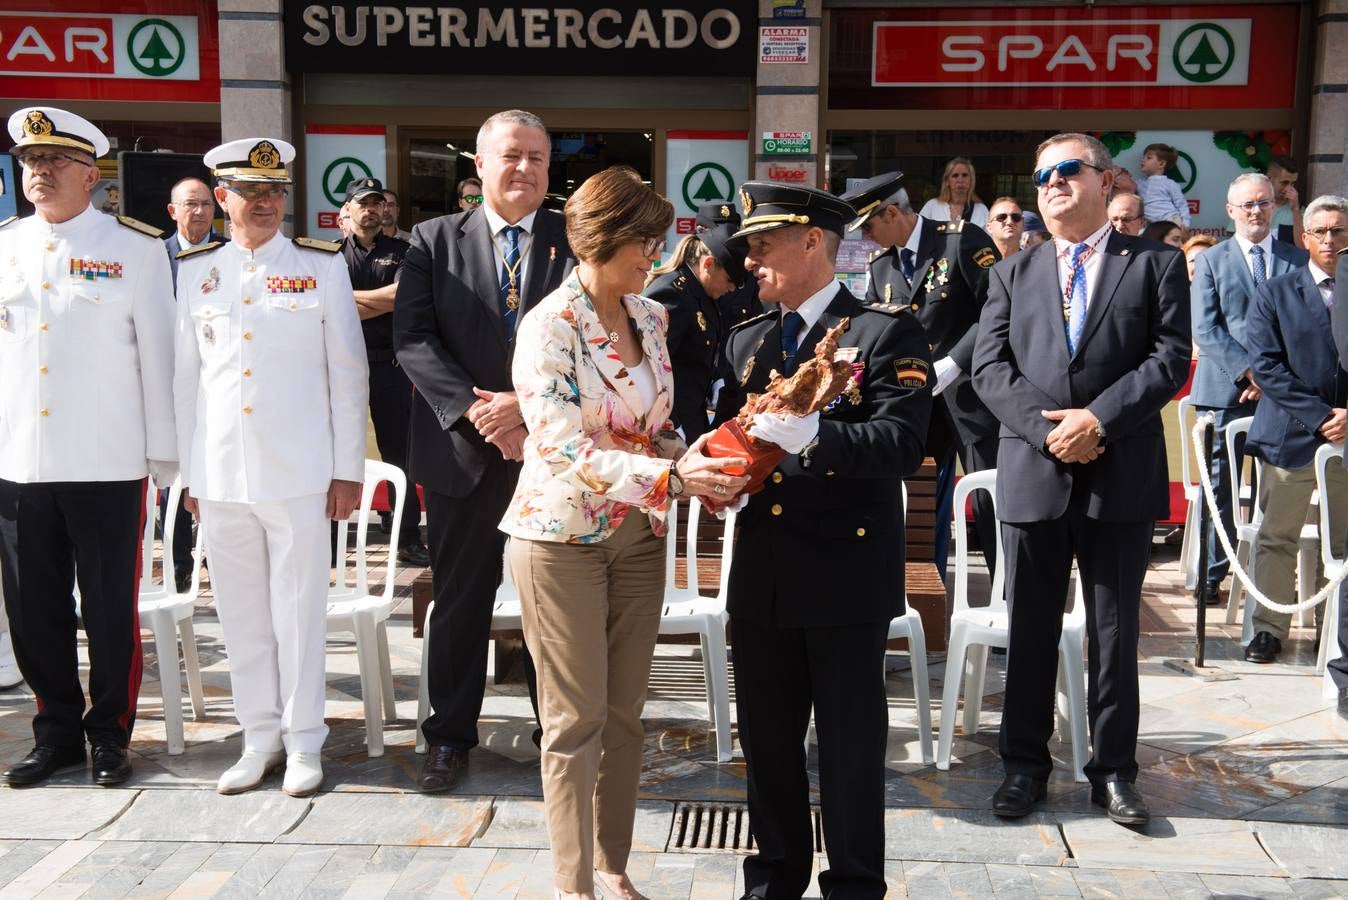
[{"xmin": 501, "ymin": 271, "xmax": 686, "ymax": 544}]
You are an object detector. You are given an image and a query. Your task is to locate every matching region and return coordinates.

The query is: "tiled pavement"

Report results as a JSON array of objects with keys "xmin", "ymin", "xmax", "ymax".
[{"xmin": 1, "ymin": 534, "xmax": 1347, "ymax": 898}]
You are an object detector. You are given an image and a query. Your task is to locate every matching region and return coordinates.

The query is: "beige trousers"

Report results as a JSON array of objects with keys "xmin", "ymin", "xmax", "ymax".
[
  {"xmin": 509, "ymin": 512, "xmax": 665, "ymax": 893},
  {"xmin": 1252, "ymin": 460, "xmax": 1348, "ymax": 639}
]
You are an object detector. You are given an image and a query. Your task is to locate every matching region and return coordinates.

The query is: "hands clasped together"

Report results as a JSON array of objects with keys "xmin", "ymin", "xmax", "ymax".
[
  {"xmin": 469, "ymin": 386, "xmax": 527, "ymax": 462},
  {"xmin": 1041, "ymin": 408, "xmax": 1104, "ymax": 464}
]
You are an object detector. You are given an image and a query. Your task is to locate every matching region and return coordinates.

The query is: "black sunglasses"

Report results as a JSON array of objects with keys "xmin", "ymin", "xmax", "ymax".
[
  {"xmin": 1032, "ymin": 158, "xmax": 1106, "ymax": 188},
  {"xmin": 991, "ymin": 212, "xmax": 1024, "ymax": 223}
]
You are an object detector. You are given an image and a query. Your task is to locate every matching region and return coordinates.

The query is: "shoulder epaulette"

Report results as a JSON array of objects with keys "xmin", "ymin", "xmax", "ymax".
[
  {"xmin": 176, "ymin": 241, "xmax": 224, "ymax": 260},
  {"xmin": 672, "ymin": 273, "xmax": 689, "ymax": 291},
  {"xmin": 116, "ymin": 214, "xmax": 165, "ymax": 239},
  {"xmin": 294, "ymin": 236, "xmax": 342, "ymax": 253},
  {"xmin": 729, "ymin": 310, "xmax": 776, "ymax": 332},
  {"xmin": 0, "ymin": 215, "xmax": 17, "ymax": 230},
  {"xmin": 860, "ymin": 301, "xmax": 906, "ymax": 316}
]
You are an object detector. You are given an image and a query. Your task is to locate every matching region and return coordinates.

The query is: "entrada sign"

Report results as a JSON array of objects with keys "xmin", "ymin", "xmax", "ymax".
[
  {"xmin": 285, "ymin": 2, "xmax": 755, "ymax": 76},
  {"xmin": 874, "ymin": 17, "xmax": 1251, "ymax": 87}
]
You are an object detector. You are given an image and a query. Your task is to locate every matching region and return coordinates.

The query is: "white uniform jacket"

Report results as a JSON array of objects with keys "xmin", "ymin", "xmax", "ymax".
[
  {"xmin": 0, "ymin": 204, "xmax": 176, "ymax": 483},
  {"xmin": 173, "ymin": 234, "xmax": 368, "ymax": 504}
]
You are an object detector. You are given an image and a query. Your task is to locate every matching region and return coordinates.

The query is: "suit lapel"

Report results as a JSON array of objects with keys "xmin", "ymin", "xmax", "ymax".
[
  {"xmin": 522, "ymin": 211, "xmax": 560, "ymax": 314},
  {"xmin": 1271, "ymin": 241, "xmax": 1298, "ymax": 278},
  {"xmin": 1031, "ymin": 241, "xmax": 1072, "ymax": 367},
  {"xmin": 1072, "ymin": 231, "xmax": 1131, "ymax": 359},
  {"xmin": 909, "ymin": 219, "xmax": 939, "ymax": 296},
  {"xmin": 1299, "ymin": 267, "xmax": 1333, "ymax": 337},
  {"xmin": 1227, "ymin": 239, "xmax": 1257, "ymax": 294},
  {"xmin": 460, "ymin": 210, "xmax": 506, "ymax": 340}
]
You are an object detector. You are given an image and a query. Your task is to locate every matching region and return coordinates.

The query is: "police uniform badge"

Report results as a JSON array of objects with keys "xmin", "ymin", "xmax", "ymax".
[
  {"xmin": 973, "ymin": 247, "xmax": 997, "ymax": 268},
  {"xmin": 696, "ymin": 310, "xmax": 708, "ymax": 332},
  {"xmin": 200, "ymin": 267, "xmax": 220, "ymax": 294},
  {"xmin": 894, "ymin": 357, "xmax": 929, "ymax": 388},
  {"xmin": 719, "ymin": 204, "xmax": 731, "ymax": 220}
]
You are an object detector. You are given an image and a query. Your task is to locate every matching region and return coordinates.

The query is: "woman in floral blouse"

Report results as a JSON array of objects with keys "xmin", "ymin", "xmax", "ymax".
[{"xmin": 502, "ymin": 166, "xmax": 749, "ymax": 900}]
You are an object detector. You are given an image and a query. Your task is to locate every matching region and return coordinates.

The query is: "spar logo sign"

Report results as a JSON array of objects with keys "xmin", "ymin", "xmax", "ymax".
[
  {"xmin": 0, "ymin": 12, "xmax": 200, "ymax": 81},
  {"xmin": 323, "ymin": 157, "xmax": 375, "ymax": 207},
  {"xmin": 126, "ymin": 18, "xmax": 186, "ymax": 77},
  {"xmin": 872, "ymin": 17, "xmax": 1251, "ymax": 88},
  {"xmin": 681, "ymin": 162, "xmax": 734, "ymax": 210}
]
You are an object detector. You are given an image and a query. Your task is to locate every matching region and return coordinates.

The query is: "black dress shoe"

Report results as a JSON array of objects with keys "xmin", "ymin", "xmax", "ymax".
[
  {"xmin": 2, "ymin": 745, "xmax": 86, "ymax": 785},
  {"xmin": 91, "ymin": 743, "xmax": 132, "ymax": 786},
  {"xmin": 1204, "ymin": 586, "xmax": 1226, "ymax": 608},
  {"xmin": 397, "ymin": 544, "xmax": 431, "ymax": 568},
  {"xmin": 1091, "ymin": 781, "xmax": 1151, "ymax": 826},
  {"xmin": 1245, "ymin": 631, "xmax": 1282, "ymax": 664},
  {"xmin": 418, "ymin": 745, "xmax": 468, "ymax": 793},
  {"xmin": 992, "ymin": 773, "xmax": 1047, "ymax": 818}
]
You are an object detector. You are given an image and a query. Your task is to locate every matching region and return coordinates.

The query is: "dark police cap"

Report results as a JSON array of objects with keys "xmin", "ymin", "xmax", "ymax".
[
  {"xmin": 838, "ymin": 171, "xmax": 905, "ymax": 231},
  {"xmin": 732, "ymin": 182, "xmax": 855, "ymax": 239},
  {"xmin": 695, "ymin": 201, "xmax": 741, "ymax": 231},
  {"xmin": 700, "ymin": 223, "xmax": 748, "ymax": 287},
  {"xmin": 344, "ymin": 176, "xmax": 385, "ymax": 203}
]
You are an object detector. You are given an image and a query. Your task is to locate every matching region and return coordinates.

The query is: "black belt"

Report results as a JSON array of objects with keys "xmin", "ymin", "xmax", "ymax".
[{"xmin": 367, "ymin": 349, "xmax": 397, "ymax": 364}]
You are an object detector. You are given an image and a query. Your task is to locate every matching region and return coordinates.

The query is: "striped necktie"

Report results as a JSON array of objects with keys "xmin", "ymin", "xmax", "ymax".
[
  {"xmin": 499, "ymin": 225, "xmax": 521, "ymax": 336},
  {"xmin": 1065, "ymin": 242, "xmax": 1088, "ymax": 355}
]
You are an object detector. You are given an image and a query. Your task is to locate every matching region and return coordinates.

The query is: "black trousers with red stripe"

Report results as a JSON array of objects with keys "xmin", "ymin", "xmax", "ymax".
[{"xmin": 0, "ymin": 478, "xmax": 145, "ymax": 749}]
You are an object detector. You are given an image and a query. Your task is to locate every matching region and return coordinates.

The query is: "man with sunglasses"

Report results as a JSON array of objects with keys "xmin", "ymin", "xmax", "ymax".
[
  {"xmin": 987, "ymin": 197, "xmax": 1026, "ymax": 260},
  {"xmin": 842, "ymin": 172, "xmax": 1002, "ymax": 578},
  {"xmin": 457, "ymin": 177, "xmax": 483, "ymax": 213},
  {"xmin": 1191, "ymin": 174, "xmax": 1306, "ymax": 632},
  {"xmin": 0, "ymin": 107, "xmax": 177, "ymax": 786},
  {"xmin": 973, "ymin": 134, "xmax": 1191, "ymax": 826},
  {"xmin": 174, "ymin": 137, "xmax": 368, "ymax": 797}
]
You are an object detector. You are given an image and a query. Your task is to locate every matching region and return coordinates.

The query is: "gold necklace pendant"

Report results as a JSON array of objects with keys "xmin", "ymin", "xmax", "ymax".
[
  {"xmin": 608, "ymin": 328, "xmax": 621, "ymax": 344},
  {"xmin": 506, "ymin": 277, "xmax": 520, "ymax": 310}
]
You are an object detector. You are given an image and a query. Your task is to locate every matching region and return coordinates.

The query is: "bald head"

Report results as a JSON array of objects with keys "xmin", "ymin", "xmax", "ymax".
[{"xmin": 167, "ymin": 177, "xmax": 216, "ymax": 244}]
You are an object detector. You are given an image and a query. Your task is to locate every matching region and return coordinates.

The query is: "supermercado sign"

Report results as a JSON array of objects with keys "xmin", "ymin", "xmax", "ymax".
[
  {"xmin": 832, "ymin": 5, "xmax": 1297, "ymax": 111},
  {"xmin": 0, "ymin": 3, "xmax": 219, "ymax": 103},
  {"xmin": 284, "ymin": 2, "xmax": 754, "ymax": 76}
]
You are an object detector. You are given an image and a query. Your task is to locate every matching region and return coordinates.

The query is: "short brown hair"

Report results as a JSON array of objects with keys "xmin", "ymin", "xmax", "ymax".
[
  {"xmin": 1144, "ymin": 143, "xmax": 1177, "ymax": 171},
  {"xmin": 1182, "ymin": 233, "xmax": 1218, "ymax": 254},
  {"xmin": 565, "ymin": 166, "xmax": 673, "ymax": 265},
  {"xmin": 1036, "ymin": 133, "xmax": 1112, "ymax": 171}
]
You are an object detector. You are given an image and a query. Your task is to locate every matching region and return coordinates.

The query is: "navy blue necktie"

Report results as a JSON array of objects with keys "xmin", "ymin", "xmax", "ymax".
[
  {"xmin": 1250, "ymin": 245, "xmax": 1266, "ymax": 287},
  {"xmin": 900, "ymin": 248, "xmax": 915, "ymax": 284},
  {"xmin": 781, "ymin": 311, "xmax": 804, "ymax": 375},
  {"xmin": 499, "ymin": 225, "xmax": 521, "ymax": 336}
]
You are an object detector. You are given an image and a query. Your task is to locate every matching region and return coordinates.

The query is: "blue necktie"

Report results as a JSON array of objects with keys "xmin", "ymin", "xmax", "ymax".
[
  {"xmin": 499, "ymin": 225, "xmax": 521, "ymax": 336},
  {"xmin": 781, "ymin": 311, "xmax": 804, "ymax": 375},
  {"xmin": 1066, "ymin": 242, "xmax": 1088, "ymax": 355},
  {"xmin": 1250, "ymin": 245, "xmax": 1266, "ymax": 287},
  {"xmin": 900, "ymin": 248, "xmax": 915, "ymax": 284}
]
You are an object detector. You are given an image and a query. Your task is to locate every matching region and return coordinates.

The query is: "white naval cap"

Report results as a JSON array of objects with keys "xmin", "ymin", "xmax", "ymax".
[
  {"xmin": 204, "ymin": 137, "xmax": 295, "ymax": 183},
  {"xmin": 7, "ymin": 106, "xmax": 109, "ymax": 158}
]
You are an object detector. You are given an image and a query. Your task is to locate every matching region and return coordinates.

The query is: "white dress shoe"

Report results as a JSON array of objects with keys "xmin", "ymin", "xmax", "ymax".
[
  {"xmin": 282, "ymin": 752, "xmax": 323, "ymax": 797},
  {"xmin": 216, "ymin": 750, "xmax": 285, "ymax": 795},
  {"xmin": 0, "ymin": 633, "xmax": 22, "ymax": 690}
]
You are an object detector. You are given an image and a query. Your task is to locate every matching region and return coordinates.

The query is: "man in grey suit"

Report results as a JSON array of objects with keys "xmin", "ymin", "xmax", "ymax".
[
  {"xmin": 973, "ymin": 133, "xmax": 1190, "ymax": 825},
  {"xmin": 1190, "ymin": 174, "xmax": 1307, "ymax": 619}
]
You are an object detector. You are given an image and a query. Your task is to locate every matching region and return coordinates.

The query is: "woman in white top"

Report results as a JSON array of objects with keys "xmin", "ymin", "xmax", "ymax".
[{"xmin": 919, "ymin": 156, "xmax": 989, "ymax": 227}]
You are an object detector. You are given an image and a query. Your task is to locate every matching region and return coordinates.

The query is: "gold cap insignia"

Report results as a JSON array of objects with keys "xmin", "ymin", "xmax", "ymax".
[
  {"xmin": 23, "ymin": 110, "xmax": 54, "ymax": 138},
  {"xmin": 249, "ymin": 141, "xmax": 281, "ymax": 170},
  {"xmin": 719, "ymin": 204, "xmax": 731, "ymax": 219},
  {"xmin": 740, "ymin": 188, "xmax": 753, "ymax": 216}
]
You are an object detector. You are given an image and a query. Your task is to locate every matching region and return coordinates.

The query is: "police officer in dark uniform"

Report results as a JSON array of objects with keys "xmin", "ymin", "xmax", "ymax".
[
  {"xmin": 697, "ymin": 201, "xmax": 763, "ymax": 329},
  {"xmin": 713, "ymin": 182, "xmax": 932, "ymax": 900},
  {"xmin": 844, "ymin": 172, "xmax": 1001, "ymax": 574},
  {"xmin": 340, "ymin": 177, "xmax": 429, "ymax": 566},
  {"xmin": 643, "ymin": 222, "xmax": 746, "ymax": 440}
]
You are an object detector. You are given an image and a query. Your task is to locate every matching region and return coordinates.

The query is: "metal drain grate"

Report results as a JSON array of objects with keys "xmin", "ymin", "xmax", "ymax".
[{"xmin": 668, "ymin": 803, "xmax": 825, "ymax": 854}]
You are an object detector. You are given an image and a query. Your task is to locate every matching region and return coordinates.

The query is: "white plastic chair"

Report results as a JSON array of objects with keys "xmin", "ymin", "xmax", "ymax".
[
  {"xmin": 139, "ymin": 476, "xmax": 206, "ymax": 756},
  {"xmin": 935, "ymin": 469, "xmax": 1088, "ymax": 783},
  {"xmin": 325, "ymin": 459, "xmax": 406, "ymax": 757},
  {"xmin": 1178, "ymin": 397, "xmax": 1203, "ymax": 591},
  {"xmin": 884, "ymin": 481, "xmax": 933, "ymax": 764},
  {"xmin": 1315, "ymin": 443, "xmax": 1345, "ymax": 697}
]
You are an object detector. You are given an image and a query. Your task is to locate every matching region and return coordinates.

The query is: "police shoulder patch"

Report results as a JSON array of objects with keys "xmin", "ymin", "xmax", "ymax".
[
  {"xmin": 893, "ymin": 357, "xmax": 929, "ymax": 388},
  {"xmin": 0, "ymin": 215, "xmax": 17, "ymax": 230},
  {"xmin": 973, "ymin": 246, "xmax": 997, "ymax": 268},
  {"xmin": 728, "ymin": 310, "xmax": 775, "ymax": 332},
  {"xmin": 115, "ymin": 214, "xmax": 165, "ymax": 239},
  {"xmin": 860, "ymin": 301, "xmax": 904, "ymax": 316},
  {"xmin": 294, "ymin": 236, "xmax": 342, "ymax": 253},
  {"xmin": 176, "ymin": 241, "xmax": 224, "ymax": 260}
]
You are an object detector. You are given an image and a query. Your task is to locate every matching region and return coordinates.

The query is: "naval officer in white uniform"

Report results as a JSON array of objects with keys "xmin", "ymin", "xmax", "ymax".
[
  {"xmin": 174, "ymin": 137, "xmax": 368, "ymax": 797},
  {"xmin": 0, "ymin": 107, "xmax": 177, "ymax": 787}
]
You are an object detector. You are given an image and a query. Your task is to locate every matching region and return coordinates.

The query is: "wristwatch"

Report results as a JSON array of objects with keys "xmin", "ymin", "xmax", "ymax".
[
  {"xmin": 669, "ymin": 465, "xmax": 685, "ymax": 497},
  {"xmin": 1093, "ymin": 415, "xmax": 1107, "ymax": 442}
]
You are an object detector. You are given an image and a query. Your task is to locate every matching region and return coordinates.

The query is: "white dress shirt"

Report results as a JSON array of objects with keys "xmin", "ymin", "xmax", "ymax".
[
  {"xmin": 1053, "ymin": 220, "xmax": 1114, "ymax": 312},
  {"xmin": 482, "ymin": 203, "xmax": 538, "ymax": 294},
  {"xmin": 1310, "ymin": 262, "xmax": 1335, "ymax": 309},
  {"xmin": 0, "ymin": 204, "xmax": 177, "ymax": 482},
  {"xmin": 1232, "ymin": 232, "xmax": 1275, "ymax": 281},
  {"xmin": 783, "ymin": 279, "xmax": 838, "ymax": 335}
]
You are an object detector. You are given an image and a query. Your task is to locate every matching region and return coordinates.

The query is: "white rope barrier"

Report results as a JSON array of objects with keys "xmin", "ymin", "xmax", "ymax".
[{"xmin": 1190, "ymin": 413, "xmax": 1346, "ymax": 615}]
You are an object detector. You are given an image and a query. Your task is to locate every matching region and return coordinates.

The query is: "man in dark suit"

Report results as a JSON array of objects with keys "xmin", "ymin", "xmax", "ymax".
[
  {"xmin": 1245, "ymin": 194, "xmax": 1348, "ymax": 668},
  {"xmin": 1191, "ymin": 174, "xmax": 1307, "ymax": 615},
  {"xmin": 713, "ymin": 182, "xmax": 932, "ymax": 899},
  {"xmin": 162, "ymin": 176, "xmax": 226, "ymax": 592},
  {"xmin": 846, "ymin": 173, "xmax": 1001, "ymax": 576},
  {"xmin": 394, "ymin": 110, "xmax": 574, "ymax": 792},
  {"xmin": 972, "ymin": 133, "xmax": 1190, "ymax": 826}
]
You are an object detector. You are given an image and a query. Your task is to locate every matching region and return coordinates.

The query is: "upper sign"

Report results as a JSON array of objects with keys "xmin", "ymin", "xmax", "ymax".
[
  {"xmin": 0, "ymin": 3, "xmax": 219, "ymax": 103},
  {"xmin": 285, "ymin": 2, "xmax": 755, "ymax": 76},
  {"xmin": 829, "ymin": 5, "xmax": 1297, "ymax": 111}
]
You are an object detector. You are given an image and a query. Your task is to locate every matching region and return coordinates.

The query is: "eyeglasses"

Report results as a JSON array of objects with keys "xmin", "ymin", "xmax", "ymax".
[
  {"xmin": 175, "ymin": 200, "xmax": 213, "ymax": 212},
  {"xmin": 224, "ymin": 185, "xmax": 288, "ymax": 202},
  {"xmin": 1110, "ymin": 215, "xmax": 1142, "ymax": 225},
  {"xmin": 991, "ymin": 212, "xmax": 1024, "ymax": 224},
  {"xmin": 1231, "ymin": 199, "xmax": 1273, "ymax": 213},
  {"xmin": 1032, "ymin": 158, "xmax": 1105, "ymax": 188},
  {"xmin": 641, "ymin": 236, "xmax": 666, "ymax": 258},
  {"xmin": 17, "ymin": 151, "xmax": 93, "ymax": 170},
  {"xmin": 460, "ymin": 194, "xmax": 483, "ymax": 205},
  {"xmin": 1307, "ymin": 225, "xmax": 1348, "ymax": 242}
]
